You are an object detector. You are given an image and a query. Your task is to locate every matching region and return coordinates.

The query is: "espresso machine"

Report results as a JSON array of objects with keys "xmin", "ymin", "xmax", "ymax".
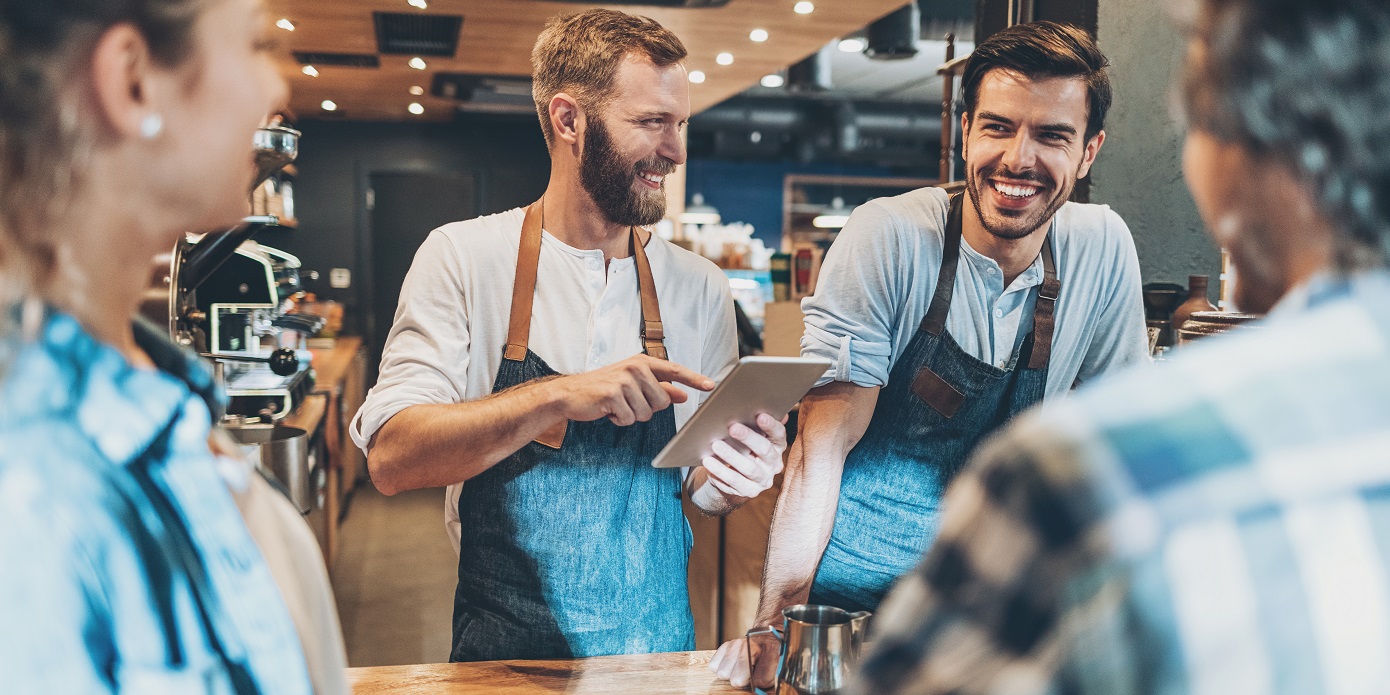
[{"xmin": 141, "ymin": 124, "xmax": 322, "ymax": 420}]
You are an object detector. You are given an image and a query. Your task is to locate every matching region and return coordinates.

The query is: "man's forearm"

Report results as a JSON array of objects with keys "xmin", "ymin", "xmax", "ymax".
[
  {"xmin": 752, "ymin": 383, "xmax": 878, "ymax": 625},
  {"xmin": 752, "ymin": 438, "xmax": 843, "ymax": 624},
  {"xmin": 367, "ymin": 377, "xmax": 566, "ymax": 495}
]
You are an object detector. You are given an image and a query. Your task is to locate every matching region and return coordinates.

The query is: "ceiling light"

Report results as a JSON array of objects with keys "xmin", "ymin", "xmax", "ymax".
[
  {"xmin": 408, "ymin": 102, "xmax": 425, "ymax": 115},
  {"xmin": 813, "ymin": 197, "xmax": 853, "ymax": 228},
  {"xmin": 837, "ymin": 38, "xmax": 866, "ymax": 53},
  {"xmin": 407, "ymin": 0, "xmax": 428, "ymax": 7},
  {"xmin": 794, "ymin": 1, "xmax": 815, "ymax": 14},
  {"xmin": 760, "ymin": 74, "xmax": 785, "ymax": 88},
  {"xmin": 276, "ymin": 18, "xmax": 295, "ymax": 31},
  {"xmin": 301, "ymin": 65, "xmax": 319, "ymax": 77},
  {"xmin": 750, "ymin": 29, "xmax": 769, "ymax": 42},
  {"xmin": 409, "ymin": 85, "xmax": 425, "ymax": 95},
  {"xmin": 680, "ymin": 193, "xmax": 721, "ymax": 226},
  {"xmin": 716, "ymin": 52, "xmax": 734, "ymax": 66},
  {"xmin": 688, "ymin": 70, "xmax": 706, "ymax": 84},
  {"xmin": 408, "ymin": 57, "xmax": 427, "ymax": 70},
  {"xmin": 320, "ymin": 100, "xmax": 338, "ymax": 112}
]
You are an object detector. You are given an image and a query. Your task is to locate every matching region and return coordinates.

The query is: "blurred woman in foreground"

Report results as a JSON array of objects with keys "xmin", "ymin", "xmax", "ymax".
[{"xmin": 0, "ymin": 0, "xmax": 346, "ymax": 691}]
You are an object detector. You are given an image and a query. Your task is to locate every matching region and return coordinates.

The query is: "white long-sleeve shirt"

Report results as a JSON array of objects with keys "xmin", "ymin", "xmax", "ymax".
[
  {"xmin": 350, "ymin": 207, "xmax": 738, "ymax": 550},
  {"xmin": 802, "ymin": 186, "xmax": 1149, "ymax": 393}
]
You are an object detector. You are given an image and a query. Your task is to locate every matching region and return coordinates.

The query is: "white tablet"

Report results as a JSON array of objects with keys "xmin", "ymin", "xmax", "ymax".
[{"xmin": 651, "ymin": 356, "xmax": 831, "ymax": 469}]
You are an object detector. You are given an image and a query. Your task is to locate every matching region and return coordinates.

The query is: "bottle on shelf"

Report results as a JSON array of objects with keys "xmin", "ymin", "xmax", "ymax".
[{"xmin": 1171, "ymin": 274, "xmax": 1218, "ymax": 337}]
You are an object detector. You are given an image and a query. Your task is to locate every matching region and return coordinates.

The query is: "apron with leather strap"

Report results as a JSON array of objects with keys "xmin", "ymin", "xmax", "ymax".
[
  {"xmin": 810, "ymin": 193, "xmax": 1061, "ymax": 613},
  {"xmin": 450, "ymin": 200, "xmax": 693, "ymax": 662}
]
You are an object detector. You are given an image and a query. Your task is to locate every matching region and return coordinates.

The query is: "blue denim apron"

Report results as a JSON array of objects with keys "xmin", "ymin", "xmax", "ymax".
[
  {"xmin": 810, "ymin": 194, "xmax": 1060, "ymax": 612},
  {"xmin": 450, "ymin": 200, "xmax": 694, "ymax": 662}
]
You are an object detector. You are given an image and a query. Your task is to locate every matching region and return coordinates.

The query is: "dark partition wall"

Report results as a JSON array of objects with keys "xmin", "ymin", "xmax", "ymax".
[{"xmin": 255, "ymin": 114, "xmax": 550, "ymax": 343}]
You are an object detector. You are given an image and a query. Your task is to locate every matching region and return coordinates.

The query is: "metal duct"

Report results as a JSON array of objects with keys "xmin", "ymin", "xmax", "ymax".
[
  {"xmin": 787, "ymin": 46, "xmax": 833, "ymax": 92},
  {"xmin": 866, "ymin": 2, "xmax": 921, "ymax": 60}
]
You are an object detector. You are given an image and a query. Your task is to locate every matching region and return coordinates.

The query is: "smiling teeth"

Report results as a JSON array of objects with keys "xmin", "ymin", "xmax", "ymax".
[
  {"xmin": 993, "ymin": 182, "xmax": 1038, "ymax": 198},
  {"xmin": 639, "ymin": 172, "xmax": 664, "ymax": 184}
]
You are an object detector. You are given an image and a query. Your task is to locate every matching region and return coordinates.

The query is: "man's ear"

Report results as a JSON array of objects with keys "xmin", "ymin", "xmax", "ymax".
[
  {"xmin": 1076, "ymin": 130, "xmax": 1107, "ymax": 179},
  {"xmin": 89, "ymin": 23, "xmax": 161, "ymax": 140},
  {"xmin": 549, "ymin": 93, "xmax": 583, "ymax": 148}
]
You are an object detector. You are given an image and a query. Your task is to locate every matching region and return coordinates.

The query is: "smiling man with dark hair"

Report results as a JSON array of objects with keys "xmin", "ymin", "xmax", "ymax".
[
  {"xmin": 854, "ymin": 1, "xmax": 1390, "ymax": 693},
  {"xmin": 712, "ymin": 20, "xmax": 1148, "ymax": 689}
]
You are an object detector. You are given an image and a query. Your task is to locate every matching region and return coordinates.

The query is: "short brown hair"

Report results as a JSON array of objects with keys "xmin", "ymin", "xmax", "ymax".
[
  {"xmin": 530, "ymin": 9, "xmax": 687, "ymax": 148},
  {"xmin": 961, "ymin": 21, "xmax": 1112, "ymax": 142}
]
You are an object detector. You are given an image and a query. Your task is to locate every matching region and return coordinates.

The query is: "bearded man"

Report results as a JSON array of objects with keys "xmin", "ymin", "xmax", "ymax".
[
  {"xmin": 713, "ymin": 21, "xmax": 1149, "ymax": 689},
  {"xmin": 351, "ymin": 9, "xmax": 785, "ymax": 662}
]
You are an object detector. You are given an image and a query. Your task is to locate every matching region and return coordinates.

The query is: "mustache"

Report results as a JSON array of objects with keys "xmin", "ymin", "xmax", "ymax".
[
  {"xmin": 981, "ymin": 165, "xmax": 1053, "ymax": 187},
  {"xmin": 633, "ymin": 157, "xmax": 676, "ymax": 176}
]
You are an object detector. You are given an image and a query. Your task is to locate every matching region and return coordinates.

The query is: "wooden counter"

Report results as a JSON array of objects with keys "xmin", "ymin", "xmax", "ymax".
[
  {"xmin": 309, "ymin": 336, "xmax": 363, "ymax": 395},
  {"xmin": 347, "ymin": 651, "xmax": 742, "ymax": 694}
]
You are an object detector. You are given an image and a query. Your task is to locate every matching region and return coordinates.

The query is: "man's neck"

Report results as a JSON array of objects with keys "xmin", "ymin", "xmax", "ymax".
[
  {"xmin": 960, "ymin": 201, "xmax": 1050, "ymax": 287},
  {"xmin": 540, "ymin": 176, "xmax": 631, "ymax": 260}
]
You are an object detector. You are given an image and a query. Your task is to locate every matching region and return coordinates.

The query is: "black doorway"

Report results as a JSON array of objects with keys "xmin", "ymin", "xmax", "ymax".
[{"xmin": 366, "ymin": 170, "xmax": 478, "ymax": 378}]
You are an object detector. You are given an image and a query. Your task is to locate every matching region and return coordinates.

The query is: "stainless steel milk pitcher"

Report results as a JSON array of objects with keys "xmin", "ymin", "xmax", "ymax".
[{"xmin": 746, "ymin": 604, "xmax": 871, "ymax": 694}]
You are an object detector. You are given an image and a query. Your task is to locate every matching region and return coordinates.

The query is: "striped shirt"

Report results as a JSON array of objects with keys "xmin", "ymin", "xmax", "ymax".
[{"xmin": 855, "ymin": 269, "xmax": 1390, "ymax": 695}]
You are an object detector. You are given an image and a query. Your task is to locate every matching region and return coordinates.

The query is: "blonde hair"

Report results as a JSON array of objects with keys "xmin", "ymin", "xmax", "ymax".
[
  {"xmin": 0, "ymin": 0, "xmax": 208, "ymax": 329},
  {"xmin": 530, "ymin": 8, "xmax": 686, "ymax": 149}
]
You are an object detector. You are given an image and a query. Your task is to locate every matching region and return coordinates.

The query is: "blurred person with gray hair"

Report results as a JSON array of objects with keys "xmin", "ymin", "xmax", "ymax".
[{"xmin": 855, "ymin": 0, "xmax": 1390, "ymax": 692}]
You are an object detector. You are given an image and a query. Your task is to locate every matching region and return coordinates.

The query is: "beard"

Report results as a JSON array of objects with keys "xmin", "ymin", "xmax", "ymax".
[
  {"xmin": 965, "ymin": 161, "xmax": 1075, "ymax": 241},
  {"xmin": 579, "ymin": 115, "xmax": 673, "ymax": 227}
]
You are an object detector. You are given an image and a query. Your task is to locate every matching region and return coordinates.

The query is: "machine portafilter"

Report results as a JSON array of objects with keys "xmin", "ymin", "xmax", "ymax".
[{"xmin": 199, "ymin": 347, "xmax": 300, "ymax": 376}]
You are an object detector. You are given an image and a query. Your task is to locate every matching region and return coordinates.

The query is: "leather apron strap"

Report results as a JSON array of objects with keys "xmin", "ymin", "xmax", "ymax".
[
  {"xmin": 919, "ymin": 193, "xmax": 1061, "ymax": 370},
  {"xmin": 503, "ymin": 199, "xmax": 668, "ymax": 362},
  {"xmin": 1027, "ymin": 230, "xmax": 1060, "ymax": 369},
  {"xmin": 630, "ymin": 225, "xmax": 668, "ymax": 360}
]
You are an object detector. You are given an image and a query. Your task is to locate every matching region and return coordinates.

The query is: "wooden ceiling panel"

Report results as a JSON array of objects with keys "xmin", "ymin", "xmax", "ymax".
[{"xmin": 266, "ymin": 0, "xmax": 909, "ymax": 122}]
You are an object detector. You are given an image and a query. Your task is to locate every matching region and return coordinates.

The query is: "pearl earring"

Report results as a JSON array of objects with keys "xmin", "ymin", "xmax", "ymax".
[{"xmin": 139, "ymin": 113, "xmax": 163, "ymax": 139}]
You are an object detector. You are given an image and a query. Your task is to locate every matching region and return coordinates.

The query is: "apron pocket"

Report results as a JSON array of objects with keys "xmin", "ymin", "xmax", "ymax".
[{"xmin": 911, "ymin": 365, "xmax": 965, "ymax": 418}]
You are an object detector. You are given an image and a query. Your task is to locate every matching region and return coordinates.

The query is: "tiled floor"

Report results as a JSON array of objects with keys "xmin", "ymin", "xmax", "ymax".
[{"xmin": 332, "ymin": 485, "xmax": 457, "ymax": 667}]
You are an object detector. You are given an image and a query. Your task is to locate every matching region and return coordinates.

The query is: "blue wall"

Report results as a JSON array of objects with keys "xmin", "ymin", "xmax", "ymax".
[{"xmin": 683, "ymin": 158, "xmax": 914, "ymax": 248}]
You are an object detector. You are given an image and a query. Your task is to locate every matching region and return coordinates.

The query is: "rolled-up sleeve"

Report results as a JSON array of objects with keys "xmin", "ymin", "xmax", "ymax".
[
  {"xmin": 800, "ymin": 201, "xmax": 905, "ymax": 388},
  {"xmin": 350, "ymin": 230, "xmax": 472, "ymax": 453}
]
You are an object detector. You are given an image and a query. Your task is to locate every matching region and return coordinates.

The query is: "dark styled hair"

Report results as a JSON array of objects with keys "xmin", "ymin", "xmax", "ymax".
[
  {"xmin": 1182, "ymin": 0, "xmax": 1390, "ymax": 263},
  {"xmin": 961, "ymin": 21, "xmax": 1112, "ymax": 141},
  {"xmin": 531, "ymin": 9, "xmax": 687, "ymax": 149}
]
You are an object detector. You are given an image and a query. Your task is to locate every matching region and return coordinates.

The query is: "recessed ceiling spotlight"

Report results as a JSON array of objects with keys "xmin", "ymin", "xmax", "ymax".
[
  {"xmin": 794, "ymin": 1, "xmax": 814, "ymax": 14},
  {"xmin": 716, "ymin": 52, "xmax": 734, "ymax": 66},
  {"xmin": 838, "ymin": 38, "xmax": 866, "ymax": 53},
  {"xmin": 408, "ymin": 57, "xmax": 427, "ymax": 70},
  {"xmin": 409, "ymin": 85, "xmax": 425, "ymax": 95},
  {"xmin": 321, "ymin": 99, "xmax": 338, "ymax": 111},
  {"xmin": 301, "ymin": 65, "xmax": 319, "ymax": 77},
  {"xmin": 276, "ymin": 18, "xmax": 295, "ymax": 31},
  {"xmin": 750, "ymin": 28, "xmax": 769, "ymax": 42},
  {"xmin": 688, "ymin": 70, "xmax": 706, "ymax": 84},
  {"xmin": 760, "ymin": 74, "xmax": 785, "ymax": 88},
  {"xmin": 408, "ymin": 102, "xmax": 425, "ymax": 115},
  {"xmin": 408, "ymin": 0, "xmax": 428, "ymax": 7}
]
